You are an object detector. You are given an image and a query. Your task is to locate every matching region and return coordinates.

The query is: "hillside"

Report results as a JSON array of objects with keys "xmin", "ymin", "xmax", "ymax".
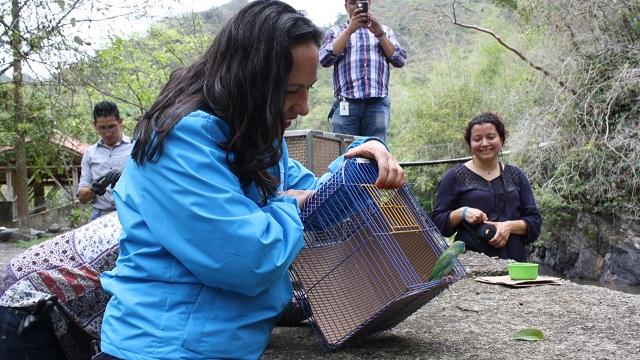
[{"xmin": 26, "ymin": 0, "xmax": 640, "ymax": 286}]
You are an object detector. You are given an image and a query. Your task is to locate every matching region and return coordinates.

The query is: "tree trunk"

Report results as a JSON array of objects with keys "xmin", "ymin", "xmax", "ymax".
[{"xmin": 11, "ymin": 0, "xmax": 30, "ymax": 231}]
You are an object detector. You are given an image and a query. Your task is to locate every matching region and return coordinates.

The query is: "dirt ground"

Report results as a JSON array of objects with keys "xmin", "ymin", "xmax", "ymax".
[
  {"xmin": 264, "ymin": 252, "xmax": 640, "ymax": 360},
  {"xmin": 2, "ymin": 243, "xmax": 638, "ymax": 359}
]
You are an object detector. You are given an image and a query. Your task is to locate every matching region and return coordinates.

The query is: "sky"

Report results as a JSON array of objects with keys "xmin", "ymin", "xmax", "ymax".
[
  {"xmin": 7, "ymin": 0, "xmax": 345, "ymax": 77},
  {"xmin": 77, "ymin": 1, "xmax": 345, "ymax": 50},
  {"xmin": 81, "ymin": 0, "xmax": 345, "ymax": 49},
  {"xmin": 173, "ymin": 0, "xmax": 345, "ymax": 27}
]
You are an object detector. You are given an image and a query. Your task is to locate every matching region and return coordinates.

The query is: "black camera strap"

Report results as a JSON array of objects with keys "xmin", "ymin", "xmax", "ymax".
[{"xmin": 496, "ymin": 162, "xmax": 508, "ymax": 220}]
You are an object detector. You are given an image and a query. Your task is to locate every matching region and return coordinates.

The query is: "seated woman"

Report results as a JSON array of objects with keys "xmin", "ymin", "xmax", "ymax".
[{"xmin": 431, "ymin": 112, "xmax": 541, "ymax": 261}]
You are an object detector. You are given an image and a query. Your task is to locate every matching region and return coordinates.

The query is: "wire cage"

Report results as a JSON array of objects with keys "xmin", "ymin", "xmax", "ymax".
[
  {"xmin": 289, "ymin": 158, "xmax": 466, "ymax": 351},
  {"xmin": 285, "ymin": 130, "xmax": 358, "ymax": 176}
]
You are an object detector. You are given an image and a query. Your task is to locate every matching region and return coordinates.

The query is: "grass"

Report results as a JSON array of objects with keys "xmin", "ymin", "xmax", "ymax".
[{"xmin": 16, "ymin": 235, "xmax": 53, "ymax": 249}]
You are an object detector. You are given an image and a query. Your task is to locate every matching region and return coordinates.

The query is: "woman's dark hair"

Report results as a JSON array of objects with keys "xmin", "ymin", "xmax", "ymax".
[
  {"xmin": 93, "ymin": 101, "xmax": 120, "ymax": 121},
  {"xmin": 463, "ymin": 111, "xmax": 508, "ymax": 147},
  {"xmin": 132, "ymin": 0, "xmax": 322, "ymax": 197}
]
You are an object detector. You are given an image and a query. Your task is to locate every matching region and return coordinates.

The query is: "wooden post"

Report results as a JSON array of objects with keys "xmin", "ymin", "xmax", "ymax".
[{"xmin": 7, "ymin": 170, "xmax": 15, "ymax": 220}]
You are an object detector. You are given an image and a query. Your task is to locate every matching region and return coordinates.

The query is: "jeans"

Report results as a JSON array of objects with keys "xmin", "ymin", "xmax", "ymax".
[
  {"xmin": 330, "ymin": 96, "xmax": 391, "ymax": 141},
  {"xmin": 0, "ymin": 306, "xmax": 64, "ymax": 360},
  {"xmin": 90, "ymin": 208, "xmax": 114, "ymax": 222}
]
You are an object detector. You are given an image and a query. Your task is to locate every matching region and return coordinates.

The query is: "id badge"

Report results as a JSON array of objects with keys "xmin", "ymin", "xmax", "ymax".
[{"xmin": 339, "ymin": 100, "xmax": 349, "ymax": 116}]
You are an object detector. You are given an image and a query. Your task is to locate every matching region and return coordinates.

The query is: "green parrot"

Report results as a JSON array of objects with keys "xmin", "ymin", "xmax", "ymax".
[{"xmin": 428, "ymin": 241, "xmax": 465, "ymax": 281}]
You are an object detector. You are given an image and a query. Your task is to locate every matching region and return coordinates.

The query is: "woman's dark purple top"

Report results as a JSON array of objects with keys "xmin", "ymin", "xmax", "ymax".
[{"xmin": 431, "ymin": 163, "xmax": 542, "ymax": 262}]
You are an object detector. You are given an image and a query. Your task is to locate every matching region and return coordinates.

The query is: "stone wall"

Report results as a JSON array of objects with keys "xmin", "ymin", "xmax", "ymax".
[
  {"xmin": 529, "ymin": 213, "xmax": 640, "ymax": 285},
  {"xmin": 0, "ymin": 203, "xmax": 74, "ymax": 230}
]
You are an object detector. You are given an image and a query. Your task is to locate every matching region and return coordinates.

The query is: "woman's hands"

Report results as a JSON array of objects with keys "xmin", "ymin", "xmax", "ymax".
[
  {"xmin": 456, "ymin": 207, "xmax": 510, "ymax": 248},
  {"xmin": 281, "ymin": 189, "xmax": 314, "ymax": 209},
  {"xmin": 487, "ymin": 220, "xmax": 528, "ymax": 248},
  {"xmin": 486, "ymin": 221, "xmax": 512, "ymax": 248},
  {"xmin": 461, "ymin": 207, "xmax": 488, "ymax": 224},
  {"xmin": 344, "ymin": 140, "xmax": 406, "ymax": 189}
]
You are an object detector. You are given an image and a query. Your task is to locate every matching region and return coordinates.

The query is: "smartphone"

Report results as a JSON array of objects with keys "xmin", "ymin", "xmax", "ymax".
[{"xmin": 356, "ymin": 1, "xmax": 368, "ymax": 14}]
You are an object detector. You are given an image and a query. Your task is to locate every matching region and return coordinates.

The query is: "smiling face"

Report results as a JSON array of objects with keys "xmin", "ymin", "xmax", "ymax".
[
  {"xmin": 283, "ymin": 41, "xmax": 318, "ymax": 129},
  {"xmin": 468, "ymin": 123, "xmax": 504, "ymax": 161}
]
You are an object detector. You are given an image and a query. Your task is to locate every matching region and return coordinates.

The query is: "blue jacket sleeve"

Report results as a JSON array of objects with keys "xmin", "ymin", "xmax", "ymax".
[
  {"xmin": 516, "ymin": 169, "xmax": 542, "ymax": 244},
  {"xmin": 137, "ymin": 115, "xmax": 303, "ymax": 297},
  {"xmin": 285, "ymin": 158, "xmax": 319, "ymax": 191},
  {"xmin": 431, "ymin": 168, "xmax": 458, "ymax": 237}
]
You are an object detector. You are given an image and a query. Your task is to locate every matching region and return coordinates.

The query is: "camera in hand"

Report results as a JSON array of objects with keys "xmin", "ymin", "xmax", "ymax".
[
  {"xmin": 356, "ymin": 1, "xmax": 368, "ymax": 14},
  {"xmin": 475, "ymin": 223, "xmax": 497, "ymax": 242}
]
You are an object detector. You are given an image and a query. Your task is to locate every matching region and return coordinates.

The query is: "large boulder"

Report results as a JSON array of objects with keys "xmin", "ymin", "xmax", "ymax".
[{"xmin": 530, "ymin": 213, "xmax": 640, "ymax": 285}]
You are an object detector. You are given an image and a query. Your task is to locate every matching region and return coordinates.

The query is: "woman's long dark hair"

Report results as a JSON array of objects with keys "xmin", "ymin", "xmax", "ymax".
[{"xmin": 132, "ymin": 0, "xmax": 322, "ymax": 197}]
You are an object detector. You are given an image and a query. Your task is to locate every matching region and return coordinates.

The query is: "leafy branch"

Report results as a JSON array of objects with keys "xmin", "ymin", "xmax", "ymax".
[{"xmin": 448, "ymin": 0, "xmax": 578, "ymax": 96}]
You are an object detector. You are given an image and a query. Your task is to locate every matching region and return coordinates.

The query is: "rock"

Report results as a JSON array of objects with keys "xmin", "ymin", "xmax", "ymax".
[
  {"xmin": 30, "ymin": 228, "xmax": 46, "ymax": 237},
  {"xmin": 459, "ymin": 251, "xmax": 509, "ymax": 276},
  {"xmin": 48, "ymin": 223, "xmax": 62, "ymax": 233},
  {"xmin": 532, "ymin": 213, "xmax": 640, "ymax": 286},
  {"xmin": 0, "ymin": 228, "xmax": 18, "ymax": 242},
  {"xmin": 60, "ymin": 226, "xmax": 72, "ymax": 232},
  {"xmin": 607, "ymin": 243, "xmax": 640, "ymax": 285},
  {"xmin": 567, "ymin": 247, "xmax": 604, "ymax": 280},
  {"xmin": 9, "ymin": 231, "xmax": 32, "ymax": 241}
]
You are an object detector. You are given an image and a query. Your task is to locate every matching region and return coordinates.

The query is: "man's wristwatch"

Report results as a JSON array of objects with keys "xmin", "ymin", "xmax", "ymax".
[{"xmin": 375, "ymin": 31, "xmax": 386, "ymax": 38}]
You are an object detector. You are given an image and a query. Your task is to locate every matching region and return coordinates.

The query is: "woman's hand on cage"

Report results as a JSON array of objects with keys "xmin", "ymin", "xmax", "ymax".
[
  {"xmin": 281, "ymin": 189, "xmax": 315, "ymax": 209},
  {"xmin": 344, "ymin": 140, "xmax": 406, "ymax": 189}
]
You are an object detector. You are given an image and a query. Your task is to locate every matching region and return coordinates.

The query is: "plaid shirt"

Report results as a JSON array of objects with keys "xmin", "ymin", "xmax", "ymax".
[{"xmin": 320, "ymin": 23, "xmax": 407, "ymax": 99}]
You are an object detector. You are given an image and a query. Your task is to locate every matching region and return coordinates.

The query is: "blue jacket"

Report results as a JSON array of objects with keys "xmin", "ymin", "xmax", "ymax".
[{"xmin": 100, "ymin": 111, "xmax": 368, "ymax": 359}]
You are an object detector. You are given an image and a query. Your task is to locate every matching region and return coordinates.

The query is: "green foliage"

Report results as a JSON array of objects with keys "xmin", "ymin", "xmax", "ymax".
[
  {"xmin": 491, "ymin": 0, "xmax": 518, "ymax": 11},
  {"xmin": 68, "ymin": 206, "xmax": 91, "ymax": 228},
  {"xmin": 531, "ymin": 186, "xmax": 577, "ymax": 245},
  {"xmin": 1, "ymin": 0, "xmax": 636, "ymax": 228},
  {"xmin": 16, "ymin": 236, "xmax": 51, "ymax": 249},
  {"xmin": 515, "ymin": 1, "xmax": 640, "ymax": 219},
  {"xmin": 512, "ymin": 327, "xmax": 544, "ymax": 341},
  {"xmin": 406, "ymin": 164, "xmax": 451, "ymax": 212},
  {"xmin": 0, "ymin": 84, "xmax": 72, "ymax": 170},
  {"xmin": 68, "ymin": 24, "xmax": 209, "ymax": 129},
  {"xmin": 385, "ymin": 10, "xmax": 536, "ymax": 206}
]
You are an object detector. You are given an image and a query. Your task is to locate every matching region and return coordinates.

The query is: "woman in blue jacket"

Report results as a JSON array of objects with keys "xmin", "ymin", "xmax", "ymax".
[{"xmin": 97, "ymin": 1, "xmax": 405, "ymax": 359}]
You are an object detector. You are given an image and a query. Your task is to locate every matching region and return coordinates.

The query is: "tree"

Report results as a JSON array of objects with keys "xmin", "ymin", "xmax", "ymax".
[{"xmin": 0, "ymin": 0, "xmax": 146, "ymax": 230}]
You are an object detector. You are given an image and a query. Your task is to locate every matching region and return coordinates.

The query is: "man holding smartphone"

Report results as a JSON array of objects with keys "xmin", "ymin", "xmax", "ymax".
[{"xmin": 320, "ymin": 0, "xmax": 407, "ymax": 141}]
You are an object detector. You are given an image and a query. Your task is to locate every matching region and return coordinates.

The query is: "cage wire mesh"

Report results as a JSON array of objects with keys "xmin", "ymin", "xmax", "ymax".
[{"xmin": 290, "ymin": 158, "xmax": 466, "ymax": 351}]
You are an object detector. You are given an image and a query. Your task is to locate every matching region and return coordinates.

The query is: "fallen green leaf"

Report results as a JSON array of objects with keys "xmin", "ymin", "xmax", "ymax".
[
  {"xmin": 73, "ymin": 36, "xmax": 84, "ymax": 45},
  {"xmin": 512, "ymin": 327, "xmax": 544, "ymax": 341}
]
